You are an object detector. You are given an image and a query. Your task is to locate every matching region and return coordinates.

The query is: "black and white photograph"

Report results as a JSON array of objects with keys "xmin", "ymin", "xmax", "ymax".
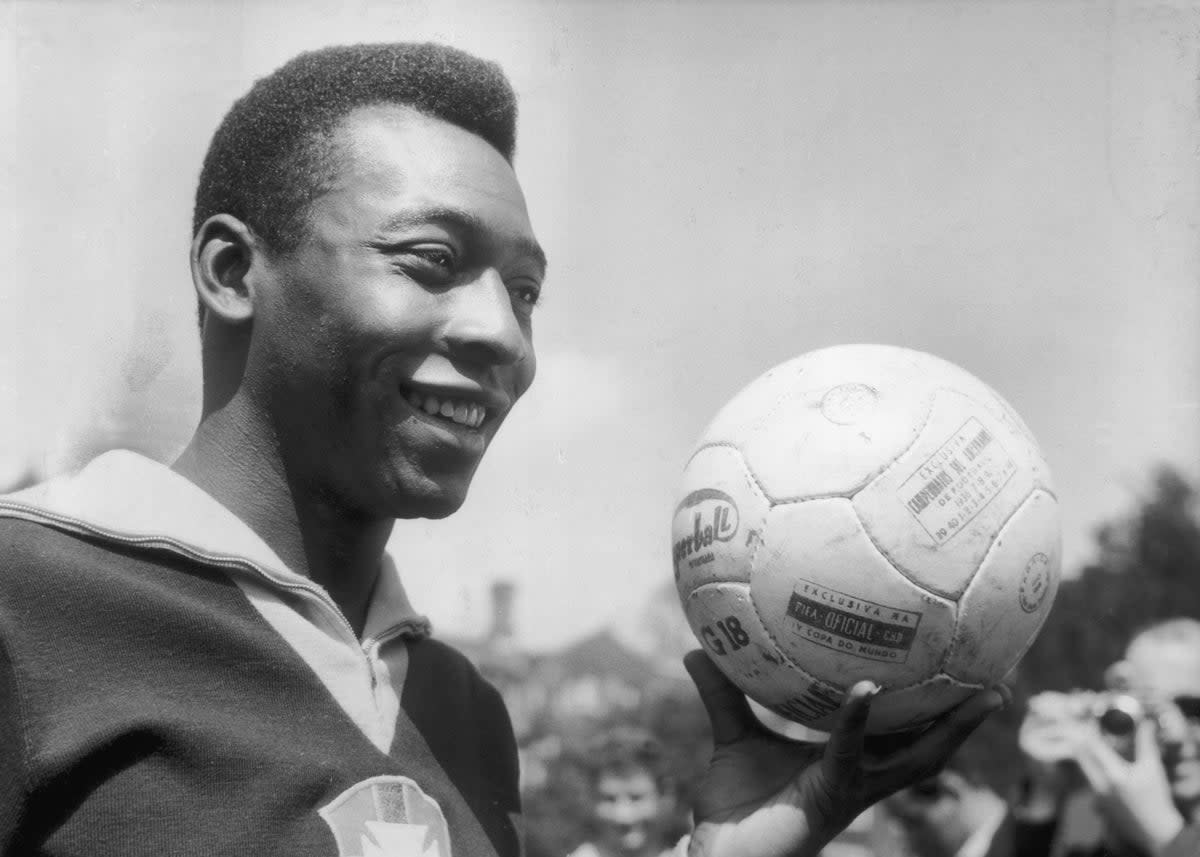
[{"xmin": 0, "ymin": 2, "xmax": 1197, "ymax": 856}]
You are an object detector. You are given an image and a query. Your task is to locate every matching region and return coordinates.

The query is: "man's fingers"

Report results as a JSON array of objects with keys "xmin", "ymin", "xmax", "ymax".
[
  {"xmin": 1134, "ymin": 717, "xmax": 1160, "ymax": 767},
  {"xmin": 683, "ymin": 649, "xmax": 758, "ymax": 746},
  {"xmin": 1073, "ymin": 739, "xmax": 1110, "ymax": 794},
  {"xmin": 863, "ymin": 686, "xmax": 1005, "ymax": 797},
  {"xmin": 823, "ymin": 681, "xmax": 878, "ymax": 784},
  {"xmin": 1073, "ymin": 731, "xmax": 1126, "ymax": 794}
]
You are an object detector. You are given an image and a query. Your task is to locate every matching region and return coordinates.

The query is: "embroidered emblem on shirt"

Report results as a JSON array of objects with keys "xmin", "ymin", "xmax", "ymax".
[{"xmin": 319, "ymin": 776, "xmax": 451, "ymax": 857}]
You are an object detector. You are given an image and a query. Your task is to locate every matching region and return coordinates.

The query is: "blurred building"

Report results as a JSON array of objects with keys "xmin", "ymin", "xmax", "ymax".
[{"xmin": 445, "ymin": 581, "xmax": 693, "ymax": 786}]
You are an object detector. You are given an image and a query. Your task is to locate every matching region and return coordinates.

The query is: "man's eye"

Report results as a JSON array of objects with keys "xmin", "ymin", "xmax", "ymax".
[
  {"xmin": 391, "ymin": 246, "xmax": 457, "ymax": 285},
  {"xmin": 410, "ymin": 247, "xmax": 455, "ymax": 270},
  {"xmin": 509, "ymin": 283, "xmax": 541, "ymax": 308}
]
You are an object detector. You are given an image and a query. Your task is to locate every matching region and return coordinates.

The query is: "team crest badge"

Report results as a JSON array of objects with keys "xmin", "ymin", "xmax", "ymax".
[{"xmin": 319, "ymin": 776, "xmax": 452, "ymax": 857}]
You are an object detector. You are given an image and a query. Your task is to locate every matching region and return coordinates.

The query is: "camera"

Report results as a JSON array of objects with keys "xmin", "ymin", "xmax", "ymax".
[
  {"xmin": 1092, "ymin": 693, "xmax": 1143, "ymax": 760},
  {"xmin": 1024, "ymin": 689, "xmax": 1197, "ymax": 766},
  {"xmin": 1094, "ymin": 693, "xmax": 1144, "ymax": 738}
]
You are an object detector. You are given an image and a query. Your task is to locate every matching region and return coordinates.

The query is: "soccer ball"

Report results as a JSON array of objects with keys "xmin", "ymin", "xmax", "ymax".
[{"xmin": 672, "ymin": 344, "xmax": 1060, "ymax": 734}]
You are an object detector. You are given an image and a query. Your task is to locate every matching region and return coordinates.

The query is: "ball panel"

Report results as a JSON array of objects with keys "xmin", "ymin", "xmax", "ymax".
[
  {"xmin": 683, "ymin": 582, "xmax": 846, "ymax": 731},
  {"xmin": 866, "ymin": 674, "xmax": 981, "ymax": 734},
  {"xmin": 945, "ymin": 489, "xmax": 1061, "ymax": 684},
  {"xmin": 699, "ymin": 358, "xmax": 818, "ymax": 446},
  {"xmin": 672, "ymin": 445, "xmax": 770, "ymax": 596},
  {"xmin": 727, "ymin": 352, "xmax": 937, "ymax": 500},
  {"xmin": 852, "ymin": 387, "xmax": 1040, "ymax": 599},
  {"xmin": 765, "ymin": 679, "xmax": 847, "ymax": 734},
  {"xmin": 750, "ymin": 499, "xmax": 956, "ymax": 690}
]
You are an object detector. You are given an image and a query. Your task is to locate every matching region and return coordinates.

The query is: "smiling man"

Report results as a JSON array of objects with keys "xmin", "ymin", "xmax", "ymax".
[{"xmin": 0, "ymin": 43, "xmax": 1004, "ymax": 857}]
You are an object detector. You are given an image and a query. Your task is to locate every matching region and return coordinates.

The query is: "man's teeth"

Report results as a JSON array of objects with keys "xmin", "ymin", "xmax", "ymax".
[{"xmin": 406, "ymin": 391, "xmax": 486, "ymax": 428}]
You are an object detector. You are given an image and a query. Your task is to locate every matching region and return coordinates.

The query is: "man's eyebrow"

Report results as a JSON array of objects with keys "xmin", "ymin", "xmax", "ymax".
[{"xmin": 376, "ymin": 205, "xmax": 548, "ymax": 274}]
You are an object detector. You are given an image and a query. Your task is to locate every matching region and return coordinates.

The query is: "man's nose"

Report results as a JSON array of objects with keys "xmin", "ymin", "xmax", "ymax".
[
  {"xmin": 441, "ymin": 269, "xmax": 528, "ymax": 366},
  {"xmin": 610, "ymin": 800, "xmax": 641, "ymax": 825}
]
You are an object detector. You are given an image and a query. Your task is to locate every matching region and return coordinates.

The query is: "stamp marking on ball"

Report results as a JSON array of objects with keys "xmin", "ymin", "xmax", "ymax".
[
  {"xmin": 769, "ymin": 681, "xmax": 844, "ymax": 725},
  {"xmin": 1019, "ymin": 552, "xmax": 1051, "ymax": 613},
  {"xmin": 785, "ymin": 579, "xmax": 922, "ymax": 664},
  {"xmin": 898, "ymin": 417, "xmax": 1017, "ymax": 544}
]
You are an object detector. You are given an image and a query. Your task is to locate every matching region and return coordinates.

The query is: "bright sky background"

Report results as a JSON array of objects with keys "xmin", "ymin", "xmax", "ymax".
[{"xmin": 1, "ymin": 1, "xmax": 1196, "ymax": 651}]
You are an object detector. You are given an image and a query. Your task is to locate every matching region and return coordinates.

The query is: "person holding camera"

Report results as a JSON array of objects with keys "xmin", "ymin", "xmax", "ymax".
[{"xmin": 1014, "ymin": 618, "xmax": 1200, "ymax": 857}]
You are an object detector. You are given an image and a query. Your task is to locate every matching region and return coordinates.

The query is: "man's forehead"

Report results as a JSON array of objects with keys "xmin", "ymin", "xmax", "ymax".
[
  {"xmin": 284, "ymin": 103, "xmax": 546, "ymax": 274},
  {"xmin": 318, "ymin": 105, "xmax": 538, "ymax": 239},
  {"xmin": 332, "ymin": 104, "xmax": 518, "ymax": 185},
  {"xmin": 1128, "ymin": 640, "xmax": 1200, "ymax": 692}
]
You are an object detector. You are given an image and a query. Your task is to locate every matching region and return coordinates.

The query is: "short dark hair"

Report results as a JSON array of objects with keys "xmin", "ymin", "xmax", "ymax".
[{"xmin": 193, "ymin": 42, "xmax": 518, "ymax": 257}]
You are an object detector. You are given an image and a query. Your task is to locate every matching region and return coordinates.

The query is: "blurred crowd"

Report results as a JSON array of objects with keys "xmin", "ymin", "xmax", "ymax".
[
  {"xmin": 546, "ymin": 617, "xmax": 1200, "ymax": 857},
  {"xmin": 881, "ymin": 617, "xmax": 1200, "ymax": 857}
]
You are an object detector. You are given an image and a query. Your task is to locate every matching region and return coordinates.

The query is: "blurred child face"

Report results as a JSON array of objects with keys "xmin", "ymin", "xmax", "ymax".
[
  {"xmin": 594, "ymin": 769, "xmax": 670, "ymax": 857},
  {"xmin": 883, "ymin": 771, "xmax": 976, "ymax": 857}
]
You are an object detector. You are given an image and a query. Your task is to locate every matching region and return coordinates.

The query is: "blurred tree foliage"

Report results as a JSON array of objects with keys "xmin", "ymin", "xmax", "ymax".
[{"xmin": 1019, "ymin": 466, "xmax": 1200, "ymax": 694}]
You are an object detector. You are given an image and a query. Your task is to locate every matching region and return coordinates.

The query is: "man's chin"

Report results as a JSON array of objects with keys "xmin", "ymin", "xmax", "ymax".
[
  {"xmin": 608, "ymin": 829, "xmax": 649, "ymax": 855},
  {"xmin": 407, "ymin": 496, "xmax": 464, "ymax": 520},
  {"xmin": 378, "ymin": 471, "xmax": 473, "ymax": 520}
]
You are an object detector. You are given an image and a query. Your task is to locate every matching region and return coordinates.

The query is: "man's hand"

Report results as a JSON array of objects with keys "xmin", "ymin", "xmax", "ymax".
[
  {"xmin": 1014, "ymin": 690, "xmax": 1092, "ymax": 818},
  {"xmin": 1074, "ymin": 719, "xmax": 1186, "ymax": 857},
  {"xmin": 682, "ymin": 650, "xmax": 1007, "ymax": 857}
]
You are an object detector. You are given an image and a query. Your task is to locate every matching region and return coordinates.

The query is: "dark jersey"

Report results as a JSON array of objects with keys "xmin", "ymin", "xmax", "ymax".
[{"xmin": 0, "ymin": 451, "xmax": 521, "ymax": 857}]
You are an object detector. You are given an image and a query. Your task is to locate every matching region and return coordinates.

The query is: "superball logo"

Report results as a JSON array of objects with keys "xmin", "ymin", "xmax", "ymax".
[{"xmin": 673, "ymin": 488, "xmax": 740, "ymax": 569}]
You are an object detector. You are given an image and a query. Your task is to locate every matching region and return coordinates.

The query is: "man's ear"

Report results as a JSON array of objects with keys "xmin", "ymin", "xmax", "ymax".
[{"xmin": 191, "ymin": 214, "xmax": 263, "ymax": 324}]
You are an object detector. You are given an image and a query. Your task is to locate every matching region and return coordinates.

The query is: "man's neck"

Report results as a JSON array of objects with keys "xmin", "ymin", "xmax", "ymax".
[{"xmin": 172, "ymin": 401, "xmax": 392, "ymax": 637}]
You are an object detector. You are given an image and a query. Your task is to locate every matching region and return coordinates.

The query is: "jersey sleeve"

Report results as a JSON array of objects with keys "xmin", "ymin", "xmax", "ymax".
[{"xmin": 474, "ymin": 675, "xmax": 523, "ymax": 849}]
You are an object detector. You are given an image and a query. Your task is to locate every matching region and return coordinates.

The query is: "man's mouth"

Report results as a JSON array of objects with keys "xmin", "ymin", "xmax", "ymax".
[
  {"xmin": 1171, "ymin": 759, "xmax": 1200, "ymax": 791},
  {"xmin": 403, "ymin": 389, "xmax": 488, "ymax": 429},
  {"xmin": 618, "ymin": 826, "xmax": 648, "ymax": 851}
]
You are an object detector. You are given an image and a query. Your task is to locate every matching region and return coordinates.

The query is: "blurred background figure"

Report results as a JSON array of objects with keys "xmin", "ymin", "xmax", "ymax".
[
  {"xmin": 884, "ymin": 763, "xmax": 1008, "ymax": 857},
  {"xmin": 567, "ymin": 728, "xmax": 679, "ymax": 857},
  {"xmin": 1014, "ymin": 617, "xmax": 1200, "ymax": 857},
  {"xmin": 882, "ymin": 726, "xmax": 1045, "ymax": 857},
  {"xmin": 1111, "ymin": 619, "xmax": 1200, "ymax": 825}
]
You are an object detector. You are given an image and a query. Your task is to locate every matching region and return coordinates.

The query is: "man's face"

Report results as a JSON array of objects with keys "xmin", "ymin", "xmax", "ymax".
[
  {"xmin": 593, "ymin": 769, "xmax": 669, "ymax": 857},
  {"xmin": 248, "ymin": 105, "xmax": 543, "ymax": 518},
  {"xmin": 1122, "ymin": 638, "xmax": 1200, "ymax": 809}
]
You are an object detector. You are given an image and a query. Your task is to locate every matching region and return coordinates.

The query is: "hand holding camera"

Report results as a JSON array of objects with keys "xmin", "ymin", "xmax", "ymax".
[
  {"xmin": 1015, "ymin": 691, "xmax": 1095, "ymax": 818},
  {"xmin": 1018, "ymin": 682, "xmax": 1190, "ymax": 854},
  {"xmin": 1074, "ymin": 714, "xmax": 1185, "ymax": 855}
]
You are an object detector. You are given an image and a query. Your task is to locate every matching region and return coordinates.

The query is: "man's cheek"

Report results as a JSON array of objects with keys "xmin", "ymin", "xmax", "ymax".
[{"xmin": 516, "ymin": 354, "xmax": 537, "ymax": 398}]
